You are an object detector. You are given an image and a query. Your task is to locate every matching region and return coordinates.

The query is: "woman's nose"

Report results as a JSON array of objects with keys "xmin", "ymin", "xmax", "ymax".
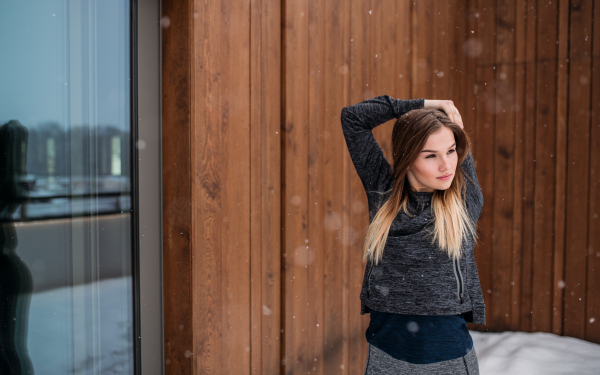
[{"xmin": 440, "ymin": 155, "xmax": 452, "ymax": 171}]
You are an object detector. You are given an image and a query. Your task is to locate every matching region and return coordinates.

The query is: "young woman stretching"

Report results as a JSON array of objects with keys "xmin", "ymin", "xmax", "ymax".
[{"xmin": 340, "ymin": 96, "xmax": 485, "ymax": 374}]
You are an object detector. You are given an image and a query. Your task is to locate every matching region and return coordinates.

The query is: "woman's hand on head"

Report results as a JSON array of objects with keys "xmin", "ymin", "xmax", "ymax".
[{"xmin": 423, "ymin": 99, "xmax": 464, "ymax": 129}]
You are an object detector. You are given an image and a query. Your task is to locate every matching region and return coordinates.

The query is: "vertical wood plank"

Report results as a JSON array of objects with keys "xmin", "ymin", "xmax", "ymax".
[
  {"xmin": 586, "ymin": 0, "xmax": 600, "ymax": 344},
  {"xmin": 447, "ymin": 0, "xmax": 460, "ymax": 102},
  {"xmin": 552, "ymin": 0, "xmax": 571, "ymax": 336},
  {"xmin": 520, "ymin": 0, "xmax": 538, "ymax": 333},
  {"xmin": 530, "ymin": 0, "xmax": 558, "ymax": 333},
  {"xmin": 412, "ymin": 0, "xmax": 433, "ymax": 99},
  {"xmin": 463, "ymin": 0, "xmax": 482, "ymax": 334},
  {"xmin": 282, "ymin": 0, "xmax": 310, "ymax": 373},
  {"xmin": 340, "ymin": 0, "xmax": 360, "ymax": 374},
  {"xmin": 371, "ymin": 0, "xmax": 397, "ymax": 164},
  {"xmin": 475, "ymin": 0, "xmax": 497, "ymax": 330},
  {"xmin": 222, "ymin": 0, "xmax": 252, "ymax": 371},
  {"xmin": 477, "ymin": 0, "xmax": 496, "ymax": 65},
  {"xmin": 250, "ymin": 0, "xmax": 282, "ymax": 373},
  {"xmin": 474, "ymin": 65, "xmax": 495, "ymax": 332},
  {"xmin": 193, "ymin": 0, "xmax": 224, "ymax": 373},
  {"xmin": 369, "ymin": 0, "xmax": 383, "ymax": 98},
  {"xmin": 340, "ymin": 0, "xmax": 364, "ymax": 372},
  {"xmin": 492, "ymin": 0, "xmax": 516, "ymax": 331},
  {"xmin": 431, "ymin": 0, "xmax": 451, "ymax": 99},
  {"xmin": 395, "ymin": 0, "xmax": 413, "ymax": 99},
  {"xmin": 449, "ymin": 0, "xmax": 466, "ymax": 115},
  {"xmin": 510, "ymin": 0, "xmax": 528, "ymax": 332},
  {"xmin": 347, "ymin": 0, "xmax": 373, "ymax": 371},
  {"xmin": 563, "ymin": 0, "xmax": 593, "ymax": 340},
  {"xmin": 308, "ymin": 0, "xmax": 326, "ymax": 373},
  {"xmin": 249, "ymin": 2, "xmax": 264, "ymax": 369},
  {"xmin": 162, "ymin": 0, "xmax": 194, "ymax": 372},
  {"xmin": 324, "ymin": 0, "xmax": 346, "ymax": 372},
  {"xmin": 380, "ymin": 0, "xmax": 397, "ymax": 97}
]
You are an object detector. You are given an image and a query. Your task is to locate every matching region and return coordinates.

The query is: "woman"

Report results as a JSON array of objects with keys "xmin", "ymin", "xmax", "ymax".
[{"xmin": 340, "ymin": 95, "xmax": 485, "ymax": 374}]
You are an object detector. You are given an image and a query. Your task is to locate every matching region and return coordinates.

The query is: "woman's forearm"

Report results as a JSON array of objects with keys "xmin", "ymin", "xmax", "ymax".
[{"xmin": 341, "ymin": 95, "xmax": 423, "ymax": 131}]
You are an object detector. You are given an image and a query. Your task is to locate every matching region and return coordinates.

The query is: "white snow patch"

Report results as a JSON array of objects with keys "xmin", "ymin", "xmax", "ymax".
[{"xmin": 471, "ymin": 330, "xmax": 600, "ymax": 375}]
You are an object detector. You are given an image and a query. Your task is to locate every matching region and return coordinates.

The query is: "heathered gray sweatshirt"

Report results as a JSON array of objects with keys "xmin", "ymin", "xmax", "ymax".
[{"xmin": 340, "ymin": 95, "xmax": 486, "ymax": 325}]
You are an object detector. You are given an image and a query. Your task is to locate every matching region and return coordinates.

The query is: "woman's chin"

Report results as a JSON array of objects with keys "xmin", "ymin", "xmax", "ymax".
[{"xmin": 434, "ymin": 179, "xmax": 453, "ymax": 190}]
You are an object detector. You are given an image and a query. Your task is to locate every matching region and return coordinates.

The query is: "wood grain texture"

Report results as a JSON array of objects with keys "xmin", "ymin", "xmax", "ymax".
[
  {"xmin": 282, "ymin": 0, "xmax": 310, "ymax": 374},
  {"xmin": 520, "ymin": 0, "xmax": 538, "ymax": 333},
  {"xmin": 412, "ymin": 0, "xmax": 434, "ymax": 99},
  {"xmin": 510, "ymin": 0, "xmax": 527, "ymax": 332},
  {"xmin": 463, "ymin": 0, "xmax": 481, "ymax": 334},
  {"xmin": 493, "ymin": 0, "xmax": 516, "ymax": 331},
  {"xmin": 348, "ymin": 0, "xmax": 373, "ymax": 371},
  {"xmin": 474, "ymin": 65, "xmax": 495, "ymax": 332},
  {"xmin": 473, "ymin": 0, "xmax": 497, "ymax": 332},
  {"xmin": 323, "ymin": 0, "xmax": 346, "ymax": 373},
  {"xmin": 307, "ymin": 1, "xmax": 326, "ymax": 373},
  {"xmin": 162, "ymin": 0, "xmax": 281, "ymax": 374},
  {"xmin": 531, "ymin": 0, "xmax": 558, "ymax": 334},
  {"xmin": 250, "ymin": 0, "xmax": 282, "ymax": 373},
  {"xmin": 586, "ymin": 0, "xmax": 600, "ymax": 344},
  {"xmin": 161, "ymin": 1, "xmax": 600, "ymax": 374},
  {"xmin": 552, "ymin": 0, "xmax": 570, "ymax": 336},
  {"xmin": 563, "ymin": 0, "xmax": 593, "ymax": 340},
  {"xmin": 162, "ymin": 0, "xmax": 194, "ymax": 373}
]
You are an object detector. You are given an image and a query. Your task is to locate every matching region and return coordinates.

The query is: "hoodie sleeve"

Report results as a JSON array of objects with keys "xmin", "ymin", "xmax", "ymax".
[
  {"xmin": 340, "ymin": 95, "xmax": 424, "ymax": 195},
  {"xmin": 461, "ymin": 150, "xmax": 486, "ymax": 324},
  {"xmin": 466, "ymin": 253, "xmax": 486, "ymax": 325},
  {"xmin": 461, "ymin": 150, "xmax": 484, "ymax": 221}
]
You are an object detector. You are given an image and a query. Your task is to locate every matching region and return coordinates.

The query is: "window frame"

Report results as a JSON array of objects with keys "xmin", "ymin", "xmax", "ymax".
[{"xmin": 134, "ymin": 0, "xmax": 164, "ymax": 373}]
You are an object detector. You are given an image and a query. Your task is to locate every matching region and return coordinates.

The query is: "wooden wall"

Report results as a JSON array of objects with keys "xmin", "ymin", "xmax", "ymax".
[
  {"xmin": 161, "ymin": 0, "xmax": 600, "ymax": 374},
  {"xmin": 162, "ymin": 0, "xmax": 281, "ymax": 373},
  {"xmin": 471, "ymin": 0, "xmax": 600, "ymax": 343}
]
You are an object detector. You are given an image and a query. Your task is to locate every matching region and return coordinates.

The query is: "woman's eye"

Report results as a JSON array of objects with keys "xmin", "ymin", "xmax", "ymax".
[{"xmin": 427, "ymin": 149, "xmax": 455, "ymax": 158}]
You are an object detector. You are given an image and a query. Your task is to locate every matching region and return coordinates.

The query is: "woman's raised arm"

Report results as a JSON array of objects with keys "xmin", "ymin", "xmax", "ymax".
[{"xmin": 340, "ymin": 95, "xmax": 424, "ymax": 194}]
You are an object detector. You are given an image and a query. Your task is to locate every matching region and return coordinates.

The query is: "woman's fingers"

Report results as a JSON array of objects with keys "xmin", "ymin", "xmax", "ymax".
[
  {"xmin": 423, "ymin": 99, "xmax": 464, "ymax": 128},
  {"xmin": 443, "ymin": 100, "xmax": 463, "ymax": 129}
]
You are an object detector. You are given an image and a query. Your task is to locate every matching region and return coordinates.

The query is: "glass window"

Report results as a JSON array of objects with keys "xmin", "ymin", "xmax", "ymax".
[{"xmin": 0, "ymin": 1, "xmax": 134, "ymax": 373}]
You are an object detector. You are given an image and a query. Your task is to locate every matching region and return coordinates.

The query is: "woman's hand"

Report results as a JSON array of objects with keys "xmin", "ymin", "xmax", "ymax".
[{"xmin": 423, "ymin": 99, "xmax": 464, "ymax": 129}]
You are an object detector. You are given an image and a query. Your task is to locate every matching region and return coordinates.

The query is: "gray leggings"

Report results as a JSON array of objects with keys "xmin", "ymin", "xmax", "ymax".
[{"xmin": 364, "ymin": 344, "xmax": 480, "ymax": 375}]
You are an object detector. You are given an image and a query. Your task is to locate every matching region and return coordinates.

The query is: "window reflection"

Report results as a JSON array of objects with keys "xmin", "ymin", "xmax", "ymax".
[
  {"xmin": 6, "ymin": 123, "xmax": 131, "ymax": 222},
  {"xmin": 0, "ymin": 1, "xmax": 134, "ymax": 374},
  {"xmin": 0, "ymin": 120, "xmax": 34, "ymax": 374}
]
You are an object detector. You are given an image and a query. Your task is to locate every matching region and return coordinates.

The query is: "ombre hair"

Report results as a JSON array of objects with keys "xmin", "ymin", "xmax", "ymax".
[{"xmin": 363, "ymin": 108, "xmax": 479, "ymax": 265}]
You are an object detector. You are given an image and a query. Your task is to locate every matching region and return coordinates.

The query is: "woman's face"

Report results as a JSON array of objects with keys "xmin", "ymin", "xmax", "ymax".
[{"xmin": 406, "ymin": 126, "xmax": 458, "ymax": 193}]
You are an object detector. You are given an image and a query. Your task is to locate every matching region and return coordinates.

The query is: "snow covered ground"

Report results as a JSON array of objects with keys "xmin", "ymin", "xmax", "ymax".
[
  {"xmin": 26, "ymin": 277, "xmax": 134, "ymax": 375},
  {"xmin": 471, "ymin": 330, "xmax": 600, "ymax": 375},
  {"xmin": 22, "ymin": 276, "xmax": 600, "ymax": 374}
]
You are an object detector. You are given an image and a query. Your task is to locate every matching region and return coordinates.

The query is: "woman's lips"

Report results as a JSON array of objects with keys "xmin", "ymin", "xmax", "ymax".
[{"xmin": 437, "ymin": 174, "xmax": 452, "ymax": 180}]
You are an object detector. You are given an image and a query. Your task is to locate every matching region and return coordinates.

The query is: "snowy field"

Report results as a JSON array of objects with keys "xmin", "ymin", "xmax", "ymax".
[{"xmin": 471, "ymin": 330, "xmax": 600, "ymax": 375}]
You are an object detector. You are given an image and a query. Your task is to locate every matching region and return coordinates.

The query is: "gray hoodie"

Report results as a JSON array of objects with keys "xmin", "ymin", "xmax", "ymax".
[{"xmin": 340, "ymin": 95, "xmax": 486, "ymax": 325}]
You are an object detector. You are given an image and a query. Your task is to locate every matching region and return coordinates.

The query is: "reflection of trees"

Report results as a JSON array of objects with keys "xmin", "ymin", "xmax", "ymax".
[
  {"xmin": 26, "ymin": 122, "xmax": 131, "ymax": 179},
  {"xmin": 0, "ymin": 119, "xmax": 34, "ymax": 374}
]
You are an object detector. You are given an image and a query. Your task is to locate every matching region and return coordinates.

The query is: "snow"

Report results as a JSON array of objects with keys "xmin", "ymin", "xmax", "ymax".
[
  {"xmin": 26, "ymin": 277, "xmax": 134, "ymax": 374},
  {"xmin": 471, "ymin": 330, "xmax": 600, "ymax": 375},
  {"xmin": 24, "ymin": 276, "xmax": 600, "ymax": 374}
]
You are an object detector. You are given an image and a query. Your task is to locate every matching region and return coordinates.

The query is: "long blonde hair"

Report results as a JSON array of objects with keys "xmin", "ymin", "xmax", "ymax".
[{"xmin": 363, "ymin": 108, "xmax": 479, "ymax": 265}]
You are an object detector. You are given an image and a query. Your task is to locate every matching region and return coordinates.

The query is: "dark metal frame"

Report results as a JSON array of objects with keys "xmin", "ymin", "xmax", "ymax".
[{"xmin": 133, "ymin": 0, "xmax": 163, "ymax": 373}]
